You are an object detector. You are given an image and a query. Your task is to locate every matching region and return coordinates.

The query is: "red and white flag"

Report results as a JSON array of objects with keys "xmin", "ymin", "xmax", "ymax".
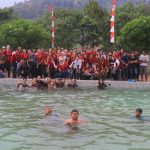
[
  {"xmin": 110, "ymin": 0, "xmax": 116, "ymax": 43},
  {"xmin": 50, "ymin": 4, "xmax": 55, "ymax": 48}
]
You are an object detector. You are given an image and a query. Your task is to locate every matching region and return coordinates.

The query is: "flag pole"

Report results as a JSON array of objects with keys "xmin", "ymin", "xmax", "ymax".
[
  {"xmin": 50, "ymin": 4, "xmax": 55, "ymax": 48},
  {"xmin": 110, "ymin": 0, "xmax": 117, "ymax": 49}
]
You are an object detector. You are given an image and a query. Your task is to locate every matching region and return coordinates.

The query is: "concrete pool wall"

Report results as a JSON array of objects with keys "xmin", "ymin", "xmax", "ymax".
[{"xmin": 0, "ymin": 78, "xmax": 150, "ymax": 90}]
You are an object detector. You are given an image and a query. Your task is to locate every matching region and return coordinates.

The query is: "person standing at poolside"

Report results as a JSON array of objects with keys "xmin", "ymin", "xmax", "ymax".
[
  {"xmin": 0, "ymin": 49, "xmax": 6, "ymax": 72},
  {"xmin": 139, "ymin": 51, "xmax": 149, "ymax": 82},
  {"xmin": 3, "ymin": 45, "xmax": 12, "ymax": 78},
  {"xmin": 121, "ymin": 51, "xmax": 130, "ymax": 80}
]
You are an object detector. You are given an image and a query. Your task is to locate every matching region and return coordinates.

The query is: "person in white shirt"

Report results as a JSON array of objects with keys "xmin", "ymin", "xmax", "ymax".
[
  {"xmin": 70, "ymin": 57, "xmax": 82, "ymax": 80},
  {"xmin": 139, "ymin": 51, "xmax": 149, "ymax": 81},
  {"xmin": 111, "ymin": 57, "xmax": 120, "ymax": 80}
]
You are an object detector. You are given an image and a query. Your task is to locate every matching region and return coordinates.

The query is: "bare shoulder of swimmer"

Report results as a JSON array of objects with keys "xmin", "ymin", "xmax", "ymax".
[{"xmin": 64, "ymin": 119, "xmax": 72, "ymax": 125}]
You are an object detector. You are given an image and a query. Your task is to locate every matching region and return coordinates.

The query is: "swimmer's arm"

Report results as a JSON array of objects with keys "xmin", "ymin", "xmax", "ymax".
[{"xmin": 64, "ymin": 119, "xmax": 71, "ymax": 125}]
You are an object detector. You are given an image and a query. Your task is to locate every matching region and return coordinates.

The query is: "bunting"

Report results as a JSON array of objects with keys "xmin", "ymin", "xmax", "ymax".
[
  {"xmin": 110, "ymin": 0, "xmax": 116, "ymax": 43},
  {"xmin": 50, "ymin": 4, "xmax": 55, "ymax": 48}
]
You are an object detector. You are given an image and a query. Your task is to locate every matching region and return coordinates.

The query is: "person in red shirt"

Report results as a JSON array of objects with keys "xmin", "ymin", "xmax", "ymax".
[
  {"xmin": 57, "ymin": 59, "xmax": 69, "ymax": 79},
  {"xmin": 11, "ymin": 51, "xmax": 17, "ymax": 78},
  {"xmin": 3, "ymin": 45, "xmax": 12, "ymax": 77},
  {"xmin": 36, "ymin": 49, "xmax": 43, "ymax": 77},
  {"xmin": 22, "ymin": 49, "xmax": 29, "ymax": 60},
  {"xmin": 47, "ymin": 55, "xmax": 57, "ymax": 79},
  {"xmin": 11, "ymin": 47, "xmax": 23, "ymax": 78}
]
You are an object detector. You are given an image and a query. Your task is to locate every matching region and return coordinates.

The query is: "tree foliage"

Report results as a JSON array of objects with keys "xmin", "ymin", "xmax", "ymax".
[
  {"xmin": 0, "ymin": 8, "xmax": 15, "ymax": 25},
  {"xmin": 1, "ymin": 1, "xmax": 150, "ymax": 50},
  {"xmin": 0, "ymin": 19, "xmax": 50, "ymax": 49},
  {"xmin": 116, "ymin": 2, "xmax": 150, "ymax": 37},
  {"xmin": 41, "ymin": 9, "xmax": 83, "ymax": 49},
  {"xmin": 117, "ymin": 16, "xmax": 150, "ymax": 51},
  {"xmin": 80, "ymin": 0, "xmax": 109, "ymax": 48},
  {"xmin": 80, "ymin": 15, "xmax": 100, "ymax": 47}
]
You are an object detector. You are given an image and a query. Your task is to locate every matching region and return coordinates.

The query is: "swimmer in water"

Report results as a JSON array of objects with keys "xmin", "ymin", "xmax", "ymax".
[
  {"xmin": 18, "ymin": 84, "xmax": 25, "ymax": 91},
  {"xmin": 45, "ymin": 106, "xmax": 53, "ymax": 116},
  {"xmin": 65, "ymin": 109, "xmax": 85, "ymax": 127},
  {"xmin": 135, "ymin": 108, "xmax": 142, "ymax": 118}
]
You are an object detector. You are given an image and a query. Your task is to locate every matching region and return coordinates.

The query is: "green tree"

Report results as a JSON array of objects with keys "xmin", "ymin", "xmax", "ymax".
[
  {"xmin": 81, "ymin": 0, "xmax": 108, "ymax": 47},
  {"xmin": 80, "ymin": 15, "xmax": 99, "ymax": 47},
  {"xmin": 0, "ymin": 19, "xmax": 50, "ymax": 49},
  {"xmin": 41, "ymin": 9, "xmax": 83, "ymax": 49},
  {"xmin": 116, "ymin": 2, "xmax": 150, "ymax": 37},
  {"xmin": 84, "ymin": 0, "xmax": 105, "ymax": 23},
  {"xmin": 117, "ymin": 16, "xmax": 150, "ymax": 51},
  {"xmin": 0, "ymin": 8, "xmax": 15, "ymax": 25}
]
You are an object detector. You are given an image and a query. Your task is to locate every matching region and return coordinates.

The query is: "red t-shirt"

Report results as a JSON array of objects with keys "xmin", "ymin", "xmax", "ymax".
[
  {"xmin": 58, "ymin": 62, "xmax": 69, "ymax": 72},
  {"xmin": 15, "ymin": 50, "xmax": 23, "ymax": 63},
  {"xmin": 3, "ymin": 50, "xmax": 12, "ymax": 63},
  {"xmin": 47, "ymin": 59, "xmax": 54, "ymax": 69},
  {"xmin": 22, "ymin": 52, "xmax": 29, "ymax": 60}
]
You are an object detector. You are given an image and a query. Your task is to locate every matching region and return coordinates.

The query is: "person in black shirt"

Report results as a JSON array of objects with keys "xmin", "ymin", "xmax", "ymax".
[
  {"xmin": 129, "ymin": 52, "xmax": 138, "ymax": 80},
  {"xmin": 121, "ymin": 52, "xmax": 130, "ymax": 80}
]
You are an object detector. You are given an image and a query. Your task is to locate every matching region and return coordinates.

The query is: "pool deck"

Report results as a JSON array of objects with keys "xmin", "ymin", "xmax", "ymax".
[{"xmin": 0, "ymin": 78, "xmax": 150, "ymax": 90}]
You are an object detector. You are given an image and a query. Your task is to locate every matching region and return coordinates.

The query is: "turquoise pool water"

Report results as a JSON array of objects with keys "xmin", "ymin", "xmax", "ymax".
[{"xmin": 0, "ymin": 85, "xmax": 150, "ymax": 150}]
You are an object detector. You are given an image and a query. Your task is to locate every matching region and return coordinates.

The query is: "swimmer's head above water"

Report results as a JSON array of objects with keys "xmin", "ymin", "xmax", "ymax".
[
  {"xmin": 18, "ymin": 84, "xmax": 25, "ymax": 91},
  {"xmin": 65, "ymin": 109, "xmax": 86, "ymax": 126},
  {"xmin": 45, "ymin": 106, "xmax": 53, "ymax": 116},
  {"xmin": 71, "ymin": 109, "xmax": 79, "ymax": 121},
  {"xmin": 135, "ymin": 108, "xmax": 142, "ymax": 118}
]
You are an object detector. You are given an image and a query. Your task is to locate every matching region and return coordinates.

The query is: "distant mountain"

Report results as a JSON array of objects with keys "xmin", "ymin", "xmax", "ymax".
[{"xmin": 12, "ymin": 0, "xmax": 150, "ymax": 19}]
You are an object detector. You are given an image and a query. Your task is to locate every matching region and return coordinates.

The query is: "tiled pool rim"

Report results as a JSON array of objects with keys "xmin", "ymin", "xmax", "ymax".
[{"xmin": 0, "ymin": 78, "xmax": 150, "ymax": 90}]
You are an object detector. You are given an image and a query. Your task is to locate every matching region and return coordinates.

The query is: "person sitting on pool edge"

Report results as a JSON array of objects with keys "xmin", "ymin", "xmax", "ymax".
[
  {"xmin": 65, "ymin": 109, "xmax": 85, "ymax": 126},
  {"xmin": 135, "ymin": 108, "xmax": 142, "ymax": 118}
]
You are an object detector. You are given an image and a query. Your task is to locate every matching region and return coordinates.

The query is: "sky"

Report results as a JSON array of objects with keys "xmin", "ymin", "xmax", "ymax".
[{"xmin": 0, "ymin": 0, "xmax": 24, "ymax": 8}]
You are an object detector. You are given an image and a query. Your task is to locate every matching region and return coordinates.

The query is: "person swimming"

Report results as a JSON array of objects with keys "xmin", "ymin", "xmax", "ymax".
[
  {"xmin": 130, "ymin": 108, "xmax": 144, "ymax": 121},
  {"xmin": 135, "ymin": 108, "xmax": 142, "ymax": 118},
  {"xmin": 45, "ymin": 106, "xmax": 53, "ymax": 116},
  {"xmin": 65, "ymin": 109, "xmax": 85, "ymax": 128},
  {"xmin": 17, "ymin": 84, "xmax": 25, "ymax": 91},
  {"xmin": 130, "ymin": 108, "xmax": 150, "ymax": 122}
]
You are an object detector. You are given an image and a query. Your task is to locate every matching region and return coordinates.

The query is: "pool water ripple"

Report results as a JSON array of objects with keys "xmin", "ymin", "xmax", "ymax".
[{"xmin": 0, "ymin": 86, "xmax": 150, "ymax": 150}]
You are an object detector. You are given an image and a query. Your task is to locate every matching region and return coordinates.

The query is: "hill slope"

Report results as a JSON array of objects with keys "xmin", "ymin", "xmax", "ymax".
[{"xmin": 13, "ymin": 0, "xmax": 150, "ymax": 19}]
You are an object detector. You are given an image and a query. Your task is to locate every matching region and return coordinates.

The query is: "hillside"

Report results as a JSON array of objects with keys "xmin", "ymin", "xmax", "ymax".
[{"xmin": 13, "ymin": 0, "xmax": 150, "ymax": 19}]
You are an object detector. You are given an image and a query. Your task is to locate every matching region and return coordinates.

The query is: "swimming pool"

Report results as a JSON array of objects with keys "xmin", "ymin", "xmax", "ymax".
[{"xmin": 0, "ymin": 85, "xmax": 150, "ymax": 150}]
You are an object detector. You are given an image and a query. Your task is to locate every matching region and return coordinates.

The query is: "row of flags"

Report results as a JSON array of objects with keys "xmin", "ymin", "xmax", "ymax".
[
  {"xmin": 50, "ymin": 1, "xmax": 116, "ymax": 48},
  {"xmin": 110, "ymin": 0, "xmax": 117, "ymax": 43}
]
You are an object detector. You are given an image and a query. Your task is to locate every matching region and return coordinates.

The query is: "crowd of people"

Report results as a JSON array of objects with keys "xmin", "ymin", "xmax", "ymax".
[{"xmin": 0, "ymin": 45, "xmax": 149, "ymax": 82}]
